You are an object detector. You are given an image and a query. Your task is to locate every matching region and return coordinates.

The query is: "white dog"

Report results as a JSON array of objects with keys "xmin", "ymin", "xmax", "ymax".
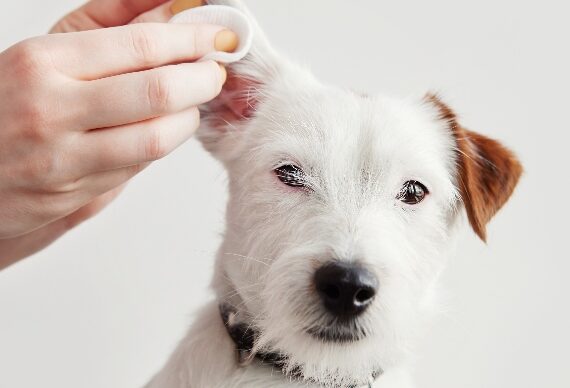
[{"xmin": 146, "ymin": 1, "xmax": 522, "ymax": 387}]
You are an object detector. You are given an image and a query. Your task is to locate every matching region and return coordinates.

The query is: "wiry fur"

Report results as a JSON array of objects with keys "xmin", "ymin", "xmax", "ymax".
[{"xmin": 146, "ymin": 1, "xmax": 521, "ymax": 387}]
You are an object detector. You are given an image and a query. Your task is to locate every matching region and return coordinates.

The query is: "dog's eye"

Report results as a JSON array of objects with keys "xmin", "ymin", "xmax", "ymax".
[
  {"xmin": 274, "ymin": 164, "xmax": 306, "ymax": 188},
  {"xmin": 397, "ymin": 180, "xmax": 428, "ymax": 204}
]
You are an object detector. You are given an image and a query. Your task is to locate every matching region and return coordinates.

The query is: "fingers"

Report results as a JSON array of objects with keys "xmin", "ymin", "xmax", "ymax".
[
  {"xmin": 74, "ymin": 61, "xmax": 223, "ymax": 130},
  {"xmin": 52, "ymin": 167, "xmax": 144, "ymax": 224},
  {"xmin": 47, "ymin": 23, "xmax": 236, "ymax": 80},
  {"xmin": 78, "ymin": 165, "xmax": 149, "ymax": 200},
  {"xmin": 50, "ymin": 0, "xmax": 205, "ymax": 33},
  {"xmin": 130, "ymin": 1, "xmax": 176, "ymax": 24},
  {"xmin": 78, "ymin": 107, "xmax": 200, "ymax": 173},
  {"xmin": 79, "ymin": 0, "xmax": 172, "ymax": 27},
  {"xmin": 170, "ymin": 0, "xmax": 205, "ymax": 15},
  {"xmin": 131, "ymin": 0, "xmax": 207, "ymax": 23}
]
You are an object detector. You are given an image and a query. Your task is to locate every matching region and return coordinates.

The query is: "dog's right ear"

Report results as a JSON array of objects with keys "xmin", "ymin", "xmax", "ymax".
[{"xmin": 197, "ymin": 0, "xmax": 280, "ymax": 159}]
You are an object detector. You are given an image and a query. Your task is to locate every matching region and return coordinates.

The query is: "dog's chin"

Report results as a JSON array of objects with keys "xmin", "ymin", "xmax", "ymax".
[
  {"xmin": 258, "ymin": 323, "xmax": 383, "ymax": 386},
  {"xmin": 266, "ymin": 350, "xmax": 380, "ymax": 388}
]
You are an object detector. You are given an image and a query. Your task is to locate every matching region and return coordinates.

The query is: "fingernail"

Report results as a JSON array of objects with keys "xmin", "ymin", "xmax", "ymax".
[
  {"xmin": 219, "ymin": 64, "xmax": 227, "ymax": 84},
  {"xmin": 170, "ymin": 0, "xmax": 204, "ymax": 15},
  {"xmin": 215, "ymin": 29, "xmax": 239, "ymax": 53}
]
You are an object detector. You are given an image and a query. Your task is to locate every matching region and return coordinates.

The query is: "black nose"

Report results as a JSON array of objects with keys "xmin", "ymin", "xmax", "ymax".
[{"xmin": 314, "ymin": 261, "xmax": 378, "ymax": 318}]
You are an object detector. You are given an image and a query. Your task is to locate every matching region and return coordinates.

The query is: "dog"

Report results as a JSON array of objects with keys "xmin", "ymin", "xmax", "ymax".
[{"xmin": 145, "ymin": 1, "xmax": 522, "ymax": 387}]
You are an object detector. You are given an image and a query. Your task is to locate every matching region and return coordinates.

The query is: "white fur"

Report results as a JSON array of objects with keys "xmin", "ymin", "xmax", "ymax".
[{"xmin": 146, "ymin": 1, "xmax": 466, "ymax": 387}]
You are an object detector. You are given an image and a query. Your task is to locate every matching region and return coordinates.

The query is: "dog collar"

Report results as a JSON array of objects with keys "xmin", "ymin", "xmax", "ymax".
[{"xmin": 219, "ymin": 303, "xmax": 381, "ymax": 388}]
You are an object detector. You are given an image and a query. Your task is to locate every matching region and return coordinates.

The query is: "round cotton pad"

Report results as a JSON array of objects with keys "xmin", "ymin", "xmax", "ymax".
[{"xmin": 169, "ymin": 5, "xmax": 254, "ymax": 64}]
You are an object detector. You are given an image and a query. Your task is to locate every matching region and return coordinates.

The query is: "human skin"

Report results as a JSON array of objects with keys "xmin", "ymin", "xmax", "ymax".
[{"xmin": 0, "ymin": 0, "xmax": 233, "ymax": 269}]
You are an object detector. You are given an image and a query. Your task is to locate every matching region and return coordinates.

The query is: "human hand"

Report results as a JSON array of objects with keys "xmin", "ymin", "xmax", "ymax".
[
  {"xmin": 0, "ymin": 0, "xmax": 236, "ymax": 269},
  {"xmin": 50, "ymin": 0, "xmax": 204, "ymax": 32}
]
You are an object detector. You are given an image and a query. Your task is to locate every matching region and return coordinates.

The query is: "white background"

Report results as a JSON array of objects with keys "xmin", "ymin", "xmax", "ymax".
[{"xmin": 1, "ymin": 1, "xmax": 568, "ymax": 387}]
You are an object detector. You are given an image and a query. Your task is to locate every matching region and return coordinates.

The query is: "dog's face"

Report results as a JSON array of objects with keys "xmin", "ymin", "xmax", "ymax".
[{"xmin": 199, "ymin": 2, "xmax": 521, "ymax": 386}]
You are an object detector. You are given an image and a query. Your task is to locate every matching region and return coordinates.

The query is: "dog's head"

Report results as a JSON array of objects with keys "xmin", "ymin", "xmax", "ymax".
[{"xmin": 198, "ymin": 1, "xmax": 522, "ymax": 385}]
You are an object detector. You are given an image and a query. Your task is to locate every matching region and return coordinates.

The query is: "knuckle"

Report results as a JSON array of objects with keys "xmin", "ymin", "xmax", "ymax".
[
  {"xmin": 144, "ymin": 129, "xmax": 168, "ymax": 161},
  {"xmin": 20, "ymin": 103, "xmax": 53, "ymax": 142},
  {"xmin": 127, "ymin": 164, "xmax": 145, "ymax": 177},
  {"xmin": 22, "ymin": 120, "xmax": 50, "ymax": 144},
  {"xmin": 8, "ymin": 43, "xmax": 58, "ymax": 141},
  {"xmin": 146, "ymin": 71, "xmax": 176, "ymax": 113},
  {"xmin": 128, "ymin": 25, "xmax": 160, "ymax": 66},
  {"xmin": 10, "ymin": 39, "xmax": 51, "ymax": 80}
]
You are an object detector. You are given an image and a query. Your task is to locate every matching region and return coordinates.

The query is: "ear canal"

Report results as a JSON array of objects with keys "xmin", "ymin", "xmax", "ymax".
[
  {"xmin": 426, "ymin": 94, "xmax": 523, "ymax": 241},
  {"xmin": 203, "ymin": 69, "xmax": 262, "ymax": 127}
]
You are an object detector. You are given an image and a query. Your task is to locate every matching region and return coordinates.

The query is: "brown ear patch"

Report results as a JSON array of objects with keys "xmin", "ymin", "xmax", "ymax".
[{"xmin": 426, "ymin": 94, "xmax": 523, "ymax": 241}]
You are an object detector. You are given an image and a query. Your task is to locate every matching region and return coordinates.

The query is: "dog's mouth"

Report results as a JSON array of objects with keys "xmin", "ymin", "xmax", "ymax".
[
  {"xmin": 305, "ymin": 319, "xmax": 369, "ymax": 343},
  {"xmin": 221, "ymin": 303, "xmax": 382, "ymax": 385}
]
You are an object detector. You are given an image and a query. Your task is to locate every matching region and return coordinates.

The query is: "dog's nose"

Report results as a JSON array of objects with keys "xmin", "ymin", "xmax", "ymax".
[{"xmin": 314, "ymin": 261, "xmax": 378, "ymax": 318}]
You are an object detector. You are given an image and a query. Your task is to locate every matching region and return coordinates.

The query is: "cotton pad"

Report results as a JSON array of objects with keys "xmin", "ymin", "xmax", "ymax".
[{"xmin": 169, "ymin": 5, "xmax": 253, "ymax": 64}]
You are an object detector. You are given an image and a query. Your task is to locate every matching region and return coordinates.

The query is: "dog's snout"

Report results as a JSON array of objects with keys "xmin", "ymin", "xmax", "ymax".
[{"xmin": 314, "ymin": 261, "xmax": 378, "ymax": 318}]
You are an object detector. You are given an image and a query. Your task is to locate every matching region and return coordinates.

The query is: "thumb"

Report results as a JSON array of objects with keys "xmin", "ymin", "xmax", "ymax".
[{"xmin": 51, "ymin": 0, "xmax": 171, "ymax": 32}]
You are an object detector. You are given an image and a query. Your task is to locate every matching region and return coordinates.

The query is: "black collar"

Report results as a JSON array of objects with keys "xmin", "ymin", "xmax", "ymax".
[{"xmin": 219, "ymin": 303, "xmax": 381, "ymax": 387}]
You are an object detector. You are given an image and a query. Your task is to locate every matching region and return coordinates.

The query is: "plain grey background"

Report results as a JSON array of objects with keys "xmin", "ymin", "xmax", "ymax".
[{"xmin": 0, "ymin": 1, "xmax": 568, "ymax": 387}]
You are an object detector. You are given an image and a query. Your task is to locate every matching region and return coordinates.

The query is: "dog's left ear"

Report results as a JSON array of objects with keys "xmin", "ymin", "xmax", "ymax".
[{"xmin": 426, "ymin": 94, "xmax": 523, "ymax": 241}]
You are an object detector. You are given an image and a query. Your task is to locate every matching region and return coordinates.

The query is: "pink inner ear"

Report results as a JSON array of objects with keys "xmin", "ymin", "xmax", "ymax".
[{"xmin": 206, "ymin": 71, "xmax": 261, "ymax": 130}]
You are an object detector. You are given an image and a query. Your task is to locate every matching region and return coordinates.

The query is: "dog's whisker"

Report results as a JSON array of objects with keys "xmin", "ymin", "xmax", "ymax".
[
  {"xmin": 219, "ymin": 282, "xmax": 263, "ymax": 301},
  {"xmin": 223, "ymin": 252, "xmax": 271, "ymax": 267},
  {"xmin": 230, "ymin": 297, "xmax": 265, "ymax": 324}
]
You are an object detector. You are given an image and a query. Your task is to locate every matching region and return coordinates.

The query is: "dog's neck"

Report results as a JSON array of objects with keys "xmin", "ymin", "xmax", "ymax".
[{"xmin": 218, "ymin": 302, "xmax": 381, "ymax": 388}]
